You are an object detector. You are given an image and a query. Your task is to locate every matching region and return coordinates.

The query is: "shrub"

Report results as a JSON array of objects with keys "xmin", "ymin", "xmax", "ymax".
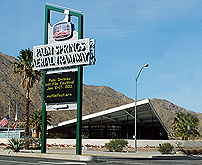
[
  {"xmin": 105, "ymin": 139, "xmax": 128, "ymax": 152},
  {"xmin": 59, "ymin": 144, "xmax": 65, "ymax": 147},
  {"xmin": 105, "ymin": 142, "xmax": 115, "ymax": 152},
  {"xmin": 49, "ymin": 133, "xmax": 63, "ymax": 139},
  {"xmin": 22, "ymin": 137, "xmax": 41, "ymax": 149},
  {"xmin": 82, "ymin": 132, "xmax": 89, "ymax": 139},
  {"xmin": 6, "ymin": 138, "xmax": 24, "ymax": 152},
  {"xmin": 47, "ymin": 144, "xmax": 52, "ymax": 147},
  {"xmin": 176, "ymin": 141, "xmax": 183, "ymax": 149},
  {"xmin": 158, "ymin": 143, "xmax": 174, "ymax": 154}
]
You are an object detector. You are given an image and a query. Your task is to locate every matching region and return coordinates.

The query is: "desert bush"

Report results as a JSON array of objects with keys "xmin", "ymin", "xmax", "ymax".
[
  {"xmin": 176, "ymin": 141, "xmax": 183, "ymax": 149},
  {"xmin": 158, "ymin": 143, "xmax": 174, "ymax": 154},
  {"xmin": 6, "ymin": 138, "xmax": 24, "ymax": 152},
  {"xmin": 82, "ymin": 132, "xmax": 89, "ymax": 139},
  {"xmin": 49, "ymin": 133, "xmax": 63, "ymax": 139},
  {"xmin": 22, "ymin": 137, "xmax": 41, "ymax": 149},
  {"xmin": 105, "ymin": 139, "xmax": 128, "ymax": 152}
]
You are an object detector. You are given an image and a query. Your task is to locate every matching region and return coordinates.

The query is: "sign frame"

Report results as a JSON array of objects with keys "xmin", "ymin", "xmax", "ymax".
[{"xmin": 41, "ymin": 5, "xmax": 84, "ymax": 155}]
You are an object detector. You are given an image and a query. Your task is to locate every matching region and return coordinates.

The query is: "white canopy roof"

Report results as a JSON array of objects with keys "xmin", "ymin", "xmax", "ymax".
[{"xmin": 48, "ymin": 98, "xmax": 168, "ymax": 133}]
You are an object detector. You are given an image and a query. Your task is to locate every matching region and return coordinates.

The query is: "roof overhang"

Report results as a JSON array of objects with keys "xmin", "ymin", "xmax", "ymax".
[{"xmin": 48, "ymin": 98, "xmax": 168, "ymax": 133}]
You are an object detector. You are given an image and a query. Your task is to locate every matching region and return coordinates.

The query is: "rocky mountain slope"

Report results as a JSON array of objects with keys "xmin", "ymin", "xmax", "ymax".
[
  {"xmin": 150, "ymin": 99, "xmax": 202, "ymax": 133},
  {"xmin": 0, "ymin": 52, "xmax": 202, "ymax": 134},
  {"xmin": 0, "ymin": 52, "xmax": 42, "ymax": 122}
]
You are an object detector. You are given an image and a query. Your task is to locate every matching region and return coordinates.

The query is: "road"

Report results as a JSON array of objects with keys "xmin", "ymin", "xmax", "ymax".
[
  {"xmin": 97, "ymin": 155, "xmax": 202, "ymax": 164},
  {"xmin": 0, "ymin": 155, "xmax": 89, "ymax": 165},
  {"xmin": 1, "ymin": 155, "xmax": 202, "ymax": 165}
]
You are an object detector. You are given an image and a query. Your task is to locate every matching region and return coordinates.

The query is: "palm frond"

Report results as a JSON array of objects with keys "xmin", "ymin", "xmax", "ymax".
[{"xmin": 172, "ymin": 112, "xmax": 200, "ymax": 139}]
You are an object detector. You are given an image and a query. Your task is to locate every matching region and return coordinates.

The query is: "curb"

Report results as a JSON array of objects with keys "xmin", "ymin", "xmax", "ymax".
[
  {"xmin": 83, "ymin": 152, "xmax": 153, "ymax": 158},
  {"xmin": 152, "ymin": 154, "xmax": 202, "ymax": 160},
  {"xmin": 0, "ymin": 151, "xmax": 97, "ymax": 161},
  {"xmin": 2, "ymin": 150, "xmax": 201, "ymax": 161}
]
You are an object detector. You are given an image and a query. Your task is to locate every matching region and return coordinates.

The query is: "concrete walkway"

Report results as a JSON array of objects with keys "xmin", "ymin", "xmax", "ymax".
[
  {"xmin": 47, "ymin": 149, "xmax": 160, "ymax": 158},
  {"xmin": 0, "ymin": 148, "xmax": 201, "ymax": 161}
]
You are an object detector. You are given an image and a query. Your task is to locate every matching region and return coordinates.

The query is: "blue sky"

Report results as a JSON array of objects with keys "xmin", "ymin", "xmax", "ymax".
[{"xmin": 1, "ymin": 0, "xmax": 202, "ymax": 113}]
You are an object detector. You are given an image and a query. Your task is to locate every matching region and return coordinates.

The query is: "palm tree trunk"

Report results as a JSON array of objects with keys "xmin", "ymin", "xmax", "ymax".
[
  {"xmin": 35, "ymin": 129, "xmax": 39, "ymax": 138},
  {"xmin": 25, "ymin": 89, "xmax": 31, "ymax": 137}
]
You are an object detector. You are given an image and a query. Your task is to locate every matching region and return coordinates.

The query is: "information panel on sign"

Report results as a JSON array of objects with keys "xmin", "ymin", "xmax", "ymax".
[{"xmin": 44, "ymin": 72, "xmax": 77, "ymax": 103}]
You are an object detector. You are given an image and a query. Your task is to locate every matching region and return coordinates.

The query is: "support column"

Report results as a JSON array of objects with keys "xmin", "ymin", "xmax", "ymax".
[
  {"xmin": 76, "ymin": 13, "xmax": 83, "ymax": 155},
  {"xmin": 127, "ymin": 115, "xmax": 129, "ymax": 139},
  {"xmin": 152, "ymin": 112, "xmax": 154, "ymax": 139},
  {"xmin": 41, "ymin": 70, "xmax": 47, "ymax": 153},
  {"xmin": 76, "ymin": 66, "xmax": 83, "ymax": 155},
  {"xmin": 101, "ymin": 116, "xmax": 103, "ymax": 139},
  {"xmin": 41, "ymin": 6, "xmax": 50, "ymax": 153}
]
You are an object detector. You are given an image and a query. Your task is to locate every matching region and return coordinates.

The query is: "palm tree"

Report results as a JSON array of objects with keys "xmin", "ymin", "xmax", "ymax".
[
  {"xmin": 172, "ymin": 112, "xmax": 200, "ymax": 140},
  {"xmin": 13, "ymin": 48, "xmax": 41, "ymax": 137},
  {"xmin": 30, "ymin": 109, "xmax": 51, "ymax": 138}
]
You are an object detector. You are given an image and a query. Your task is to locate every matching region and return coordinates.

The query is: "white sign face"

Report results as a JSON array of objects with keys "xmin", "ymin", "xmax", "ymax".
[
  {"xmin": 33, "ymin": 38, "xmax": 95, "ymax": 70},
  {"xmin": 46, "ymin": 101, "xmax": 77, "ymax": 111}
]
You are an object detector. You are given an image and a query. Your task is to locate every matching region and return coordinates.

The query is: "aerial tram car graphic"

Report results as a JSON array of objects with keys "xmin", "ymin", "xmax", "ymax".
[{"xmin": 53, "ymin": 22, "xmax": 72, "ymax": 40}]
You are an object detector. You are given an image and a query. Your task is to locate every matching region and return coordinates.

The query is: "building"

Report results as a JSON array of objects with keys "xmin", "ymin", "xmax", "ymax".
[
  {"xmin": 0, "ymin": 127, "xmax": 24, "ymax": 138},
  {"xmin": 48, "ymin": 99, "xmax": 168, "ymax": 140}
]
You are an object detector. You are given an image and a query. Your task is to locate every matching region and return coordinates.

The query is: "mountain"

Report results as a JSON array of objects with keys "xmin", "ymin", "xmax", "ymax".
[
  {"xmin": 0, "ymin": 52, "xmax": 202, "ymax": 134},
  {"xmin": 150, "ymin": 98, "xmax": 202, "ymax": 133},
  {"xmin": 0, "ymin": 52, "xmax": 42, "ymax": 122}
]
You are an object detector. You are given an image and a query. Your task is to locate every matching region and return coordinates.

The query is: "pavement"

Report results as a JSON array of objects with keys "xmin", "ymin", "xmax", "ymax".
[{"xmin": 0, "ymin": 148, "xmax": 202, "ymax": 161}]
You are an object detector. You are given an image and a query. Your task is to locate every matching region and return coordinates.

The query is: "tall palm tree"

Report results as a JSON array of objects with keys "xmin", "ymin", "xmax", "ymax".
[
  {"xmin": 172, "ymin": 112, "xmax": 200, "ymax": 140},
  {"xmin": 13, "ymin": 48, "xmax": 41, "ymax": 137},
  {"xmin": 30, "ymin": 109, "xmax": 51, "ymax": 138}
]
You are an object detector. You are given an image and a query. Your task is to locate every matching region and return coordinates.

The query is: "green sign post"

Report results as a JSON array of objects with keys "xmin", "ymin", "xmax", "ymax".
[{"xmin": 41, "ymin": 5, "xmax": 84, "ymax": 155}]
